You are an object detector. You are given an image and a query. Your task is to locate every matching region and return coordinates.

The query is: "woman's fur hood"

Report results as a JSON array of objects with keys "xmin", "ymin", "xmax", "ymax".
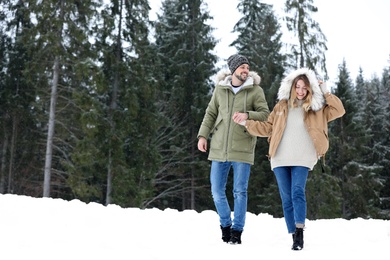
[
  {"xmin": 277, "ymin": 68, "xmax": 325, "ymax": 111},
  {"xmin": 215, "ymin": 70, "xmax": 261, "ymax": 87}
]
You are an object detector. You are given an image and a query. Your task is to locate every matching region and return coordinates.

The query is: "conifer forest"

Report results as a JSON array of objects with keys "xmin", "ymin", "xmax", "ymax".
[{"xmin": 0, "ymin": 0, "xmax": 389, "ymax": 220}]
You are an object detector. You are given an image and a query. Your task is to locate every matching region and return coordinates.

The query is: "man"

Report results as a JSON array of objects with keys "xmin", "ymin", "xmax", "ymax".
[{"xmin": 197, "ymin": 54, "xmax": 269, "ymax": 244}]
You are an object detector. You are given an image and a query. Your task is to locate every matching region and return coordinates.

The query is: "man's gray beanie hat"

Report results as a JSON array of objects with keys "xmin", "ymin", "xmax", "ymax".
[{"xmin": 227, "ymin": 54, "xmax": 249, "ymax": 73}]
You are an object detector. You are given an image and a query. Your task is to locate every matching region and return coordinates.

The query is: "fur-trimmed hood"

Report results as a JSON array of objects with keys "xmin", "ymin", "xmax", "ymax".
[
  {"xmin": 277, "ymin": 68, "xmax": 325, "ymax": 111},
  {"xmin": 215, "ymin": 70, "xmax": 261, "ymax": 87}
]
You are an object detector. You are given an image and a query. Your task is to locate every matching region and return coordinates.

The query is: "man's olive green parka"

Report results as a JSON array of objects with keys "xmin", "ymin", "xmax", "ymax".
[{"xmin": 197, "ymin": 71, "xmax": 269, "ymax": 165}]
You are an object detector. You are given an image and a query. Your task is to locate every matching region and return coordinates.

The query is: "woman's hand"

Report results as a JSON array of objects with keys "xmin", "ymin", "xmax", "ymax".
[{"xmin": 319, "ymin": 81, "xmax": 330, "ymax": 94}]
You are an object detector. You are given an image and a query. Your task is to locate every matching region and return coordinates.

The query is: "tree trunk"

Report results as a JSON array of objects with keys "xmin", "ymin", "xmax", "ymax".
[
  {"xmin": 0, "ymin": 125, "xmax": 9, "ymax": 194},
  {"xmin": 105, "ymin": 149, "xmax": 113, "ymax": 205},
  {"xmin": 7, "ymin": 114, "xmax": 18, "ymax": 193},
  {"xmin": 105, "ymin": 0, "xmax": 122, "ymax": 205},
  {"xmin": 43, "ymin": 57, "xmax": 60, "ymax": 197},
  {"xmin": 190, "ymin": 127, "xmax": 196, "ymax": 210}
]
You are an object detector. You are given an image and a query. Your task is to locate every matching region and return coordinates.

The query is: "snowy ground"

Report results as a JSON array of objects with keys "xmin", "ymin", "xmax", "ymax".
[{"xmin": 0, "ymin": 194, "xmax": 389, "ymax": 260}]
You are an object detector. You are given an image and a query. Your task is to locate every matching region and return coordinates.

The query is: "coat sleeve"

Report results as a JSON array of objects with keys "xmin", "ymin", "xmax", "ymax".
[
  {"xmin": 245, "ymin": 108, "xmax": 276, "ymax": 137},
  {"xmin": 323, "ymin": 93, "xmax": 346, "ymax": 122},
  {"xmin": 247, "ymin": 86, "xmax": 270, "ymax": 121}
]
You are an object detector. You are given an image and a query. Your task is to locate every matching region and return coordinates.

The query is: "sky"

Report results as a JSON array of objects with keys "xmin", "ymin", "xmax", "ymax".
[
  {"xmin": 149, "ymin": 0, "xmax": 390, "ymax": 83},
  {"xmin": 0, "ymin": 194, "xmax": 389, "ymax": 260}
]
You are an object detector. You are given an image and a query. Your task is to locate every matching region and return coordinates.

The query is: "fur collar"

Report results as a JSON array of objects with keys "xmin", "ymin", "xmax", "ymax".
[
  {"xmin": 277, "ymin": 68, "xmax": 325, "ymax": 111},
  {"xmin": 215, "ymin": 70, "xmax": 261, "ymax": 87}
]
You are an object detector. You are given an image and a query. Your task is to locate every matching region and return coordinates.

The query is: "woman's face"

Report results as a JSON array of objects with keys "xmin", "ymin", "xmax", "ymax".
[{"xmin": 295, "ymin": 79, "xmax": 308, "ymax": 100}]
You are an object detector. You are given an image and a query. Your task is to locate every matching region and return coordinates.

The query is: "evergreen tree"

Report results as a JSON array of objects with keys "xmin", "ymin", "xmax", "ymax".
[
  {"xmin": 329, "ymin": 60, "xmax": 381, "ymax": 219},
  {"xmin": 350, "ymin": 69, "xmax": 376, "ymax": 167},
  {"xmin": 0, "ymin": 1, "xmax": 12, "ymax": 194},
  {"xmin": 363, "ymin": 76, "xmax": 388, "ymax": 165},
  {"xmin": 231, "ymin": 0, "xmax": 286, "ymax": 106},
  {"xmin": 357, "ymin": 72, "xmax": 389, "ymax": 217},
  {"xmin": 21, "ymin": 0, "xmax": 100, "ymax": 197},
  {"xmin": 154, "ymin": 0, "xmax": 217, "ymax": 210},
  {"xmin": 306, "ymin": 166, "xmax": 342, "ymax": 219},
  {"xmin": 284, "ymin": 0, "xmax": 328, "ymax": 78},
  {"xmin": 0, "ymin": 0, "xmax": 46, "ymax": 196},
  {"xmin": 378, "ymin": 58, "xmax": 390, "ymax": 218},
  {"xmin": 355, "ymin": 68, "xmax": 368, "ymax": 105},
  {"xmin": 109, "ymin": 0, "xmax": 159, "ymax": 208},
  {"xmin": 66, "ymin": 0, "xmax": 160, "ymax": 207}
]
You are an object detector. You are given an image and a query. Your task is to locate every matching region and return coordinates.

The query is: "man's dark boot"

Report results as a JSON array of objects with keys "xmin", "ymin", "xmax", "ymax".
[
  {"xmin": 292, "ymin": 228, "xmax": 304, "ymax": 250},
  {"xmin": 229, "ymin": 229, "xmax": 242, "ymax": 245},
  {"xmin": 220, "ymin": 225, "xmax": 231, "ymax": 243}
]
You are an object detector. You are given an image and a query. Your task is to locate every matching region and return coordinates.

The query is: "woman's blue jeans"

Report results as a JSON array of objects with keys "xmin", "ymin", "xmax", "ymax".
[
  {"xmin": 210, "ymin": 161, "xmax": 251, "ymax": 232},
  {"xmin": 273, "ymin": 166, "xmax": 309, "ymax": 233}
]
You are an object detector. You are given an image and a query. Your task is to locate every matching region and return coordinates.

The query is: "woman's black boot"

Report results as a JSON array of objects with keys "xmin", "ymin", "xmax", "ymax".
[
  {"xmin": 229, "ymin": 229, "xmax": 242, "ymax": 244},
  {"xmin": 292, "ymin": 228, "xmax": 304, "ymax": 250}
]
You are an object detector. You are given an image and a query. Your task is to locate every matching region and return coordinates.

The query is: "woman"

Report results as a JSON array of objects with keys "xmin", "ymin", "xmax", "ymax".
[{"xmin": 233, "ymin": 68, "xmax": 345, "ymax": 250}]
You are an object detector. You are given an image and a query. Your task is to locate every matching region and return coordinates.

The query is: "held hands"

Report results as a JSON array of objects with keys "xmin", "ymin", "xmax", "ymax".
[
  {"xmin": 319, "ymin": 80, "xmax": 330, "ymax": 95},
  {"xmin": 232, "ymin": 112, "xmax": 248, "ymax": 126}
]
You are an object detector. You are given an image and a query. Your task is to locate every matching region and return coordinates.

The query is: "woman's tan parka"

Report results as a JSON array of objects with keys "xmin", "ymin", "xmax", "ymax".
[{"xmin": 244, "ymin": 68, "xmax": 345, "ymax": 159}]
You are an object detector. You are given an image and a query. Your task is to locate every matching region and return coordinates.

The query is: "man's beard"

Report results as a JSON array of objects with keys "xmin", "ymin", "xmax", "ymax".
[{"xmin": 234, "ymin": 72, "xmax": 248, "ymax": 82}]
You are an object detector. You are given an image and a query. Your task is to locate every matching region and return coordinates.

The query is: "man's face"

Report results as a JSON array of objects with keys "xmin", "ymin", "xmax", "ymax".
[{"xmin": 234, "ymin": 64, "xmax": 249, "ymax": 82}]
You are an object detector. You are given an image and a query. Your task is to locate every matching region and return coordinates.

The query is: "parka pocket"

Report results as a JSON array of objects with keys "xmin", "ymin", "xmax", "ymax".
[
  {"xmin": 211, "ymin": 113, "xmax": 223, "ymax": 134},
  {"xmin": 210, "ymin": 115, "xmax": 224, "ymax": 150},
  {"xmin": 231, "ymin": 125, "xmax": 256, "ymax": 152}
]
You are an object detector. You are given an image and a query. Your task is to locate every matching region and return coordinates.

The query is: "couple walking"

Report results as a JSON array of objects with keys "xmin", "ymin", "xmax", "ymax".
[{"xmin": 197, "ymin": 54, "xmax": 345, "ymax": 250}]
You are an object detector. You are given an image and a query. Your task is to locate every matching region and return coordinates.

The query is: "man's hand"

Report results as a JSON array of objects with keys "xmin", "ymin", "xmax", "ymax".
[
  {"xmin": 197, "ymin": 137, "xmax": 208, "ymax": 152},
  {"xmin": 232, "ymin": 111, "xmax": 248, "ymax": 124}
]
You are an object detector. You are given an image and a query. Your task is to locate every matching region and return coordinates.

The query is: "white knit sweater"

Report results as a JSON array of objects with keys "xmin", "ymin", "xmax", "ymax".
[{"xmin": 270, "ymin": 105, "xmax": 318, "ymax": 170}]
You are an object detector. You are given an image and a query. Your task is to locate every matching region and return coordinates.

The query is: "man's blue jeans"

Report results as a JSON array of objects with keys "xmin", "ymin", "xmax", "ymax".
[
  {"xmin": 273, "ymin": 166, "xmax": 309, "ymax": 233},
  {"xmin": 210, "ymin": 161, "xmax": 251, "ymax": 232}
]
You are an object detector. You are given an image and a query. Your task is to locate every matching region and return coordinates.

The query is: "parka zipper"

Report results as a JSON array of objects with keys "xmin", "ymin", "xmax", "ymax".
[
  {"xmin": 224, "ymin": 89, "xmax": 233, "ymax": 159},
  {"xmin": 224, "ymin": 88, "xmax": 248, "ymax": 159}
]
